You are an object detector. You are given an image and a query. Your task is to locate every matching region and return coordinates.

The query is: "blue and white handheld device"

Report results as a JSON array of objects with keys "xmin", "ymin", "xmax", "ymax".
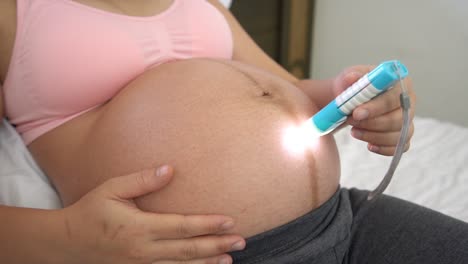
[{"xmin": 308, "ymin": 60, "xmax": 408, "ymax": 136}]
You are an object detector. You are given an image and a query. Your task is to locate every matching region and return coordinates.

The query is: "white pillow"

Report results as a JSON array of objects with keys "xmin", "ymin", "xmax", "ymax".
[{"xmin": 0, "ymin": 119, "xmax": 62, "ymax": 208}]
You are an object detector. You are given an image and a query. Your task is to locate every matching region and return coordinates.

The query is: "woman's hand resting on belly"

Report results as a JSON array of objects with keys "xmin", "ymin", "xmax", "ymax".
[{"xmin": 61, "ymin": 165, "xmax": 245, "ymax": 264}]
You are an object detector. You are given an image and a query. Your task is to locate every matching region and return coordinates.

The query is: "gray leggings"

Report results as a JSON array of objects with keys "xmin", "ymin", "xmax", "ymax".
[{"xmin": 229, "ymin": 188, "xmax": 468, "ymax": 264}]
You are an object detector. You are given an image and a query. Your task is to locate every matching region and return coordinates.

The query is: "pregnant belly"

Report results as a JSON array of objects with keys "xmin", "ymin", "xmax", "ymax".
[{"xmin": 29, "ymin": 59, "xmax": 340, "ymax": 237}]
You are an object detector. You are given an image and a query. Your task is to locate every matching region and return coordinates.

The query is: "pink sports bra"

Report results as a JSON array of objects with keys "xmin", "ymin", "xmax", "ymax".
[{"xmin": 3, "ymin": 0, "xmax": 233, "ymax": 145}]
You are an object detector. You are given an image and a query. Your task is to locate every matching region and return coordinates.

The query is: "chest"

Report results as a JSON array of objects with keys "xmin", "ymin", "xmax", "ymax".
[
  {"xmin": 72, "ymin": 0, "xmax": 175, "ymax": 17},
  {"xmin": 1, "ymin": 0, "xmax": 232, "ymax": 82},
  {"xmin": 4, "ymin": 0, "xmax": 232, "ymax": 118},
  {"xmin": 1, "ymin": 0, "xmax": 176, "ymax": 82}
]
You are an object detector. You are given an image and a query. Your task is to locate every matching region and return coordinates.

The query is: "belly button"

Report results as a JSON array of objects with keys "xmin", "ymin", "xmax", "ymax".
[{"xmin": 261, "ymin": 91, "xmax": 272, "ymax": 97}]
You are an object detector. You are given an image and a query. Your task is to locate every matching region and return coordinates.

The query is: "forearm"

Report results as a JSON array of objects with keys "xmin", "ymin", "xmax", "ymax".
[
  {"xmin": 207, "ymin": 0, "xmax": 337, "ymax": 108},
  {"xmin": 0, "ymin": 205, "xmax": 68, "ymax": 264},
  {"xmin": 234, "ymin": 48, "xmax": 336, "ymax": 109}
]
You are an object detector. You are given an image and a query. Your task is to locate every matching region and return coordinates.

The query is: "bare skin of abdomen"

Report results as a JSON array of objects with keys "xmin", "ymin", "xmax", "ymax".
[{"xmin": 29, "ymin": 59, "xmax": 340, "ymax": 237}]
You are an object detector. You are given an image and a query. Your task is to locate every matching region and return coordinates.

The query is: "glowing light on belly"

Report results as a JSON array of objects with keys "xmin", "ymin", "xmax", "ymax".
[{"xmin": 282, "ymin": 120, "xmax": 320, "ymax": 155}]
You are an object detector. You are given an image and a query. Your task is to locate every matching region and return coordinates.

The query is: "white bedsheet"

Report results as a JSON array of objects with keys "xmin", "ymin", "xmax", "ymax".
[
  {"xmin": 337, "ymin": 117, "xmax": 468, "ymax": 222},
  {"xmin": 1, "ymin": 117, "xmax": 467, "ymax": 222}
]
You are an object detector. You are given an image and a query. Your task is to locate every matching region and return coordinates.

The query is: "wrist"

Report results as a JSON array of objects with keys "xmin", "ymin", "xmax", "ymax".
[
  {"xmin": 50, "ymin": 208, "xmax": 77, "ymax": 264},
  {"xmin": 0, "ymin": 206, "xmax": 70, "ymax": 264},
  {"xmin": 32, "ymin": 208, "xmax": 72, "ymax": 264}
]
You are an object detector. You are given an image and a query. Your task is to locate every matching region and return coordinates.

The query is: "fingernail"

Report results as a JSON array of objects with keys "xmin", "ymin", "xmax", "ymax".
[
  {"xmin": 351, "ymin": 129, "xmax": 363, "ymax": 139},
  {"xmin": 220, "ymin": 221, "xmax": 235, "ymax": 231},
  {"xmin": 369, "ymin": 145, "xmax": 380, "ymax": 153},
  {"xmin": 230, "ymin": 240, "xmax": 245, "ymax": 251},
  {"xmin": 218, "ymin": 256, "xmax": 232, "ymax": 264},
  {"xmin": 348, "ymin": 119, "xmax": 359, "ymax": 126},
  {"xmin": 345, "ymin": 71, "xmax": 361, "ymax": 80},
  {"xmin": 354, "ymin": 109, "xmax": 369, "ymax": 121},
  {"xmin": 156, "ymin": 165, "xmax": 170, "ymax": 177}
]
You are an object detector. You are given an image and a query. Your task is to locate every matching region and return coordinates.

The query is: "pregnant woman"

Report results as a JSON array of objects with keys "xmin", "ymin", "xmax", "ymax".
[{"xmin": 2, "ymin": 1, "xmax": 467, "ymax": 264}]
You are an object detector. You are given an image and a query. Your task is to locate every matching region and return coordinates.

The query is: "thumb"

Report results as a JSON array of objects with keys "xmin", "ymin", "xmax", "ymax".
[
  {"xmin": 104, "ymin": 165, "xmax": 174, "ymax": 199},
  {"xmin": 333, "ymin": 65, "xmax": 374, "ymax": 96},
  {"xmin": 334, "ymin": 71, "xmax": 363, "ymax": 95}
]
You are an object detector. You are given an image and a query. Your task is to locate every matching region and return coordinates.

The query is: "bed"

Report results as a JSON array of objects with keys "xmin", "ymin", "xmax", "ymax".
[{"xmin": 0, "ymin": 116, "xmax": 467, "ymax": 222}]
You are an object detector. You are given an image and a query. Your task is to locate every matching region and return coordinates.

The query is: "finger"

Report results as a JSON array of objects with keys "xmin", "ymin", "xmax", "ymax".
[
  {"xmin": 352, "ymin": 83, "xmax": 402, "ymax": 121},
  {"xmin": 155, "ymin": 254, "xmax": 232, "ymax": 264},
  {"xmin": 340, "ymin": 71, "xmax": 364, "ymax": 88},
  {"xmin": 352, "ymin": 129, "xmax": 401, "ymax": 146},
  {"xmin": 349, "ymin": 108, "xmax": 407, "ymax": 132},
  {"xmin": 334, "ymin": 65, "xmax": 374, "ymax": 94},
  {"xmin": 146, "ymin": 214, "xmax": 237, "ymax": 240},
  {"xmin": 151, "ymin": 235, "xmax": 245, "ymax": 261},
  {"xmin": 103, "ymin": 165, "xmax": 174, "ymax": 199},
  {"xmin": 351, "ymin": 124, "xmax": 414, "ymax": 146},
  {"xmin": 368, "ymin": 142, "xmax": 411, "ymax": 156},
  {"xmin": 341, "ymin": 65, "xmax": 374, "ymax": 84}
]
